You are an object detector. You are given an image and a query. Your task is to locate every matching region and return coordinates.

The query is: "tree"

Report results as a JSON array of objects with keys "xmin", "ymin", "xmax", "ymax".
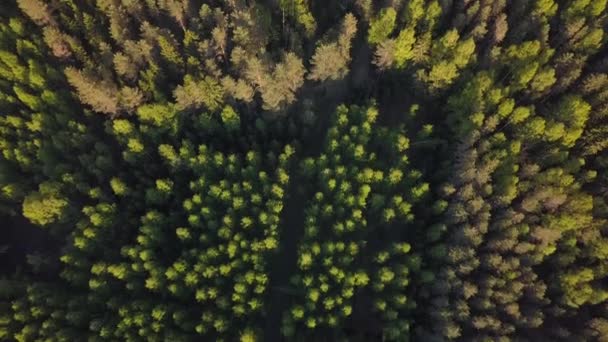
[
  {"xmin": 416, "ymin": 30, "xmax": 476, "ymax": 90},
  {"xmin": 308, "ymin": 44, "xmax": 348, "ymax": 81},
  {"xmin": 4, "ymin": 2, "xmax": 608, "ymax": 341},
  {"xmin": 280, "ymin": 0, "xmax": 316, "ymax": 37},
  {"xmin": 221, "ymin": 105, "xmax": 240, "ymax": 131},
  {"xmin": 136, "ymin": 103, "xmax": 177, "ymax": 127},
  {"xmin": 222, "ymin": 76, "xmax": 254, "ymax": 103},
  {"xmin": 260, "ymin": 52, "xmax": 305, "ymax": 112},
  {"xmin": 174, "ymin": 76, "xmax": 224, "ymax": 111},
  {"xmin": 16, "ymin": 0, "xmax": 55, "ymax": 26},
  {"xmin": 309, "ymin": 14, "xmax": 358, "ymax": 81},
  {"xmin": 160, "ymin": 0, "xmax": 190, "ymax": 30},
  {"xmin": 22, "ymin": 182, "xmax": 68, "ymax": 226},
  {"xmin": 240, "ymin": 328, "xmax": 257, "ymax": 342},
  {"xmin": 64, "ymin": 67, "xmax": 120, "ymax": 115},
  {"xmin": 374, "ymin": 27, "xmax": 416, "ymax": 69},
  {"xmin": 42, "ymin": 27, "xmax": 72, "ymax": 59},
  {"xmin": 368, "ymin": 8, "xmax": 397, "ymax": 45}
]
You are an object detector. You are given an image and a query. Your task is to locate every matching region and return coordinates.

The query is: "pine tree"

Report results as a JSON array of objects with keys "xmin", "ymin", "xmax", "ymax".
[
  {"xmin": 368, "ymin": 8, "xmax": 396, "ymax": 45},
  {"xmin": 64, "ymin": 68, "xmax": 119, "ymax": 114},
  {"xmin": 16, "ymin": 0, "xmax": 55, "ymax": 26},
  {"xmin": 309, "ymin": 14, "xmax": 358, "ymax": 81},
  {"xmin": 22, "ymin": 182, "xmax": 68, "ymax": 226}
]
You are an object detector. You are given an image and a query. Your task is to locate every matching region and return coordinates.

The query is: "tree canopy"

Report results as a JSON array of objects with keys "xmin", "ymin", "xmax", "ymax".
[{"xmin": 1, "ymin": 0, "xmax": 608, "ymax": 341}]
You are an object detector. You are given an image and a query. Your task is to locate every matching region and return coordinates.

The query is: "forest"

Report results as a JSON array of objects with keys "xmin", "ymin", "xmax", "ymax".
[{"xmin": 1, "ymin": 0, "xmax": 608, "ymax": 341}]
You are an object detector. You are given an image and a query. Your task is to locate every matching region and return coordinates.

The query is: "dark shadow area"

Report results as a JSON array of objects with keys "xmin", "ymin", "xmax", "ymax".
[{"xmin": 0, "ymin": 214, "xmax": 59, "ymax": 277}]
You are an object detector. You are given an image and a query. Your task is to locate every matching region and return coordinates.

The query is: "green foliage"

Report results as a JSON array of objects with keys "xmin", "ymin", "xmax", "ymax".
[
  {"xmin": 393, "ymin": 28, "xmax": 417, "ymax": 67},
  {"xmin": 22, "ymin": 182, "xmax": 67, "ymax": 226},
  {"xmin": 2, "ymin": 3, "xmax": 608, "ymax": 342},
  {"xmin": 368, "ymin": 8, "xmax": 397, "ymax": 45},
  {"xmin": 417, "ymin": 30, "xmax": 476, "ymax": 90},
  {"xmin": 137, "ymin": 103, "xmax": 177, "ymax": 127},
  {"xmin": 174, "ymin": 76, "xmax": 224, "ymax": 111},
  {"xmin": 109, "ymin": 178, "xmax": 128, "ymax": 196},
  {"xmin": 285, "ymin": 105, "xmax": 425, "ymax": 340},
  {"xmin": 220, "ymin": 105, "xmax": 240, "ymax": 131},
  {"xmin": 280, "ymin": 0, "xmax": 316, "ymax": 37}
]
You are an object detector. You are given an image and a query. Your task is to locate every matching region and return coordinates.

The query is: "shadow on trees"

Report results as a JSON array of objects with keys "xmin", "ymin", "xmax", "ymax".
[{"xmin": 0, "ymin": 214, "xmax": 60, "ymax": 278}]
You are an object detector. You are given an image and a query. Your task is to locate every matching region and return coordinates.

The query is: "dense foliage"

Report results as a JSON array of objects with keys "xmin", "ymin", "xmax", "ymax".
[{"xmin": 1, "ymin": 0, "xmax": 608, "ymax": 341}]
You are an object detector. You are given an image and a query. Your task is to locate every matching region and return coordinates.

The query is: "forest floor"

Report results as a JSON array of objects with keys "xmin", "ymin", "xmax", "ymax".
[
  {"xmin": 0, "ymin": 214, "xmax": 57, "ymax": 277},
  {"xmin": 264, "ymin": 165, "xmax": 309, "ymax": 341}
]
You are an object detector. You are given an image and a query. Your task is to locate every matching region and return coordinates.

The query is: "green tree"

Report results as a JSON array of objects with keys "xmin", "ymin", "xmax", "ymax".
[
  {"xmin": 368, "ymin": 8, "xmax": 397, "ymax": 45},
  {"xmin": 174, "ymin": 76, "xmax": 224, "ymax": 111},
  {"xmin": 22, "ymin": 182, "xmax": 68, "ymax": 226},
  {"xmin": 280, "ymin": 0, "xmax": 316, "ymax": 37},
  {"xmin": 221, "ymin": 105, "xmax": 240, "ymax": 131}
]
